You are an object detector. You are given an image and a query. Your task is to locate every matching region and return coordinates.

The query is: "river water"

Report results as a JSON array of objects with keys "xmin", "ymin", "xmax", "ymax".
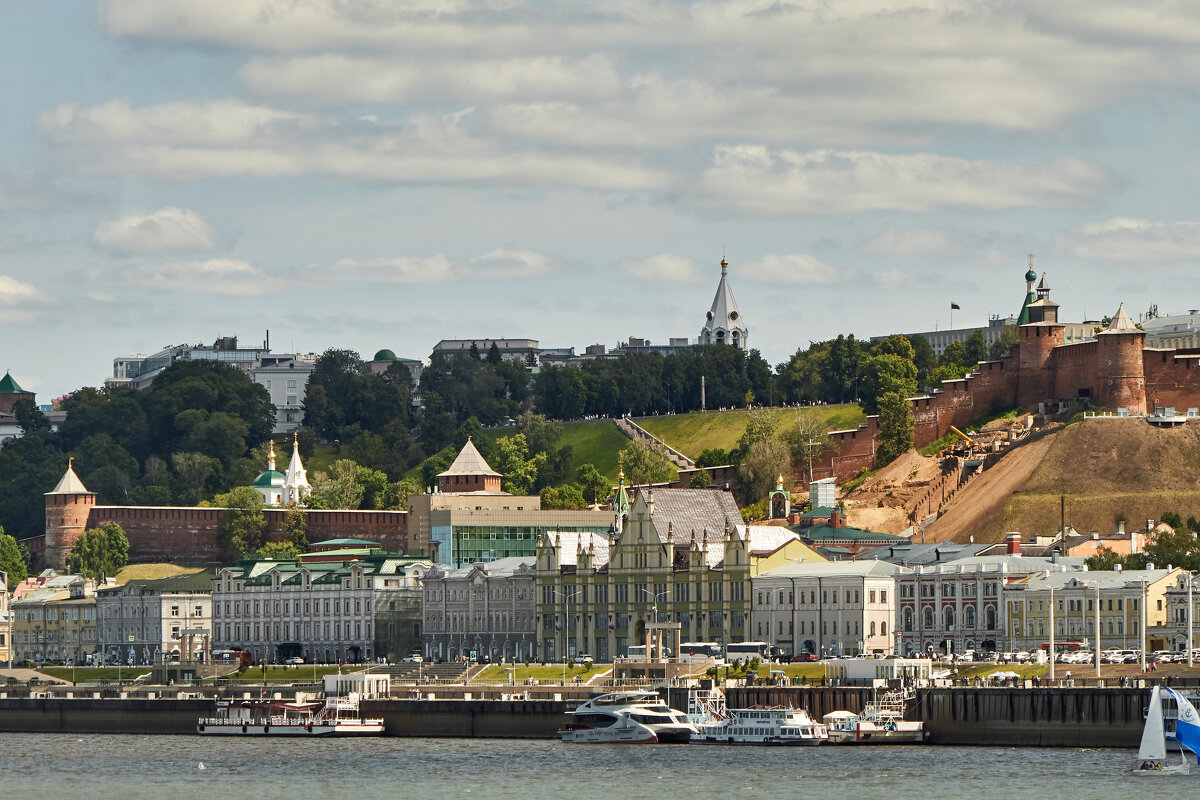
[{"xmin": 4, "ymin": 735, "xmax": 1194, "ymax": 799}]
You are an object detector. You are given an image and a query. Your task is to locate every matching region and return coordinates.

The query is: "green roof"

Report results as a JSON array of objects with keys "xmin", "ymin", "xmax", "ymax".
[
  {"xmin": 0, "ymin": 372, "xmax": 28, "ymax": 394},
  {"xmin": 800, "ymin": 505, "xmax": 835, "ymax": 519},
  {"xmin": 795, "ymin": 523, "xmax": 906, "ymax": 542},
  {"xmin": 252, "ymin": 470, "xmax": 285, "ymax": 487},
  {"xmin": 373, "ymin": 348, "xmax": 397, "ymax": 362},
  {"xmin": 313, "ymin": 538, "xmax": 381, "ymax": 547}
]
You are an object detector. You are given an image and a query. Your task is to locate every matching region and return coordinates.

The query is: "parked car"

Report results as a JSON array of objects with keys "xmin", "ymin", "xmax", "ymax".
[
  {"xmin": 283, "ymin": 656, "xmax": 304, "ymax": 665},
  {"xmin": 573, "ymin": 654, "xmax": 594, "ymax": 664},
  {"xmin": 403, "ymin": 654, "xmax": 424, "ymax": 663},
  {"xmin": 796, "ymin": 653, "xmax": 820, "ymax": 662}
]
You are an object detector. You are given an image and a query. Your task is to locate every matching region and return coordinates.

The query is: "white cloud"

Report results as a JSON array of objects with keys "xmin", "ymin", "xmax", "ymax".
[
  {"xmin": 1060, "ymin": 218, "xmax": 1200, "ymax": 262},
  {"xmin": 316, "ymin": 249, "xmax": 557, "ymax": 284},
  {"xmin": 863, "ymin": 229, "xmax": 956, "ymax": 256},
  {"xmin": 875, "ymin": 269, "xmax": 912, "ymax": 289},
  {"xmin": 739, "ymin": 253, "xmax": 842, "ymax": 285},
  {"xmin": 241, "ymin": 54, "xmax": 622, "ymax": 105},
  {"xmin": 0, "ymin": 275, "xmax": 40, "ymax": 305},
  {"xmin": 39, "ymin": 100, "xmax": 668, "ymax": 191},
  {"xmin": 620, "ymin": 254, "xmax": 700, "ymax": 283},
  {"xmin": 94, "ymin": 207, "xmax": 219, "ymax": 254},
  {"xmin": 701, "ymin": 148, "xmax": 1113, "ymax": 214},
  {"xmin": 140, "ymin": 259, "xmax": 269, "ymax": 294}
]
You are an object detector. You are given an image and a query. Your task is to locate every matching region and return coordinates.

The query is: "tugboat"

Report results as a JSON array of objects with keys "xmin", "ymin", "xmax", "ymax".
[{"xmin": 559, "ymin": 691, "xmax": 697, "ymax": 743}]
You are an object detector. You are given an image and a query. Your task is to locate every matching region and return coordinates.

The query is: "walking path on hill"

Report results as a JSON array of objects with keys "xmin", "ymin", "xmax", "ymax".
[{"xmin": 612, "ymin": 417, "xmax": 695, "ymax": 469}]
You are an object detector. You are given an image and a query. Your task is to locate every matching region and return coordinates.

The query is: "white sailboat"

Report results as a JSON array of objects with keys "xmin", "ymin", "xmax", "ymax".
[{"xmin": 1132, "ymin": 686, "xmax": 1189, "ymax": 776}]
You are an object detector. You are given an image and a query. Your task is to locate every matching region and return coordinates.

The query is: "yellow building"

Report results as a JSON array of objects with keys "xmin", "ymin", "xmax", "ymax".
[
  {"xmin": 11, "ymin": 574, "xmax": 98, "ymax": 665},
  {"xmin": 536, "ymin": 484, "xmax": 823, "ymax": 662},
  {"xmin": 1003, "ymin": 568, "xmax": 1181, "ymax": 654}
]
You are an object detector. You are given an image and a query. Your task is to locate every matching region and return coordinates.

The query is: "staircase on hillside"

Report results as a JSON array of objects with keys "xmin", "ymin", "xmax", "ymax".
[{"xmin": 611, "ymin": 417, "xmax": 695, "ymax": 469}]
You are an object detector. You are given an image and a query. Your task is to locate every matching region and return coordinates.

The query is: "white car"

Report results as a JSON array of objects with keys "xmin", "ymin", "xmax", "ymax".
[
  {"xmin": 403, "ymin": 654, "xmax": 424, "ymax": 663},
  {"xmin": 283, "ymin": 656, "xmax": 304, "ymax": 665}
]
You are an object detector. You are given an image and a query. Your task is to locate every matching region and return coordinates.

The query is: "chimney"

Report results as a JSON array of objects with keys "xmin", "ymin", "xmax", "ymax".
[
  {"xmin": 831, "ymin": 508, "xmax": 842, "ymax": 529},
  {"xmin": 1005, "ymin": 532, "xmax": 1021, "ymax": 555}
]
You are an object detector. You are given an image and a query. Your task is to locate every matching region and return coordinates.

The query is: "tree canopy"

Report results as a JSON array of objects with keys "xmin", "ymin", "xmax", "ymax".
[{"xmin": 66, "ymin": 522, "xmax": 129, "ymax": 580}]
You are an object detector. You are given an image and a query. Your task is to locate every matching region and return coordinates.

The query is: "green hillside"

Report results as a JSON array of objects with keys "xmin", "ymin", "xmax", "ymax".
[
  {"xmin": 476, "ymin": 421, "xmax": 628, "ymax": 481},
  {"xmin": 638, "ymin": 405, "xmax": 865, "ymax": 459}
]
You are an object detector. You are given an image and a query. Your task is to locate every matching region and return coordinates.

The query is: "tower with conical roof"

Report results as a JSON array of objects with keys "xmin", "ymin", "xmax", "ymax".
[
  {"xmin": 1017, "ymin": 254, "xmax": 1038, "ymax": 325},
  {"xmin": 1096, "ymin": 302, "xmax": 1146, "ymax": 414},
  {"xmin": 44, "ymin": 459, "xmax": 96, "ymax": 569},
  {"xmin": 436, "ymin": 437, "xmax": 503, "ymax": 493},
  {"xmin": 283, "ymin": 433, "xmax": 311, "ymax": 505},
  {"xmin": 700, "ymin": 252, "xmax": 748, "ymax": 350},
  {"xmin": 0, "ymin": 370, "xmax": 35, "ymax": 416}
]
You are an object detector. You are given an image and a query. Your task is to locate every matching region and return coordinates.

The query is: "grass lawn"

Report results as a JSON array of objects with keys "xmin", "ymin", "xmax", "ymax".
[
  {"xmin": 232, "ymin": 665, "xmax": 371, "ymax": 683},
  {"xmin": 639, "ymin": 405, "xmax": 865, "ymax": 460},
  {"xmin": 473, "ymin": 663, "xmax": 608, "ymax": 683},
  {"xmin": 306, "ymin": 443, "xmax": 341, "ymax": 475},
  {"xmin": 556, "ymin": 421, "xmax": 630, "ymax": 481},
  {"xmin": 956, "ymin": 663, "xmax": 1048, "ymax": 680},
  {"xmin": 113, "ymin": 563, "xmax": 207, "ymax": 584}
]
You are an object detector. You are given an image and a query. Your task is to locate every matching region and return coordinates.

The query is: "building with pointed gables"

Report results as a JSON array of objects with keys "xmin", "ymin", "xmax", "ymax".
[{"xmin": 536, "ymin": 486, "xmax": 823, "ymax": 662}]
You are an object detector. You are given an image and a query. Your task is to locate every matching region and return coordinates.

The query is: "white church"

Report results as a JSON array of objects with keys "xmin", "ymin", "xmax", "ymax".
[{"xmin": 251, "ymin": 435, "xmax": 311, "ymax": 506}]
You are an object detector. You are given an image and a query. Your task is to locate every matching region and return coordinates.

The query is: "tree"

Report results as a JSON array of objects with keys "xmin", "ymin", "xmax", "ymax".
[
  {"xmin": 987, "ymin": 325, "xmax": 1020, "ymax": 361},
  {"xmin": 575, "ymin": 464, "xmax": 609, "ymax": 506},
  {"xmin": 516, "ymin": 411, "xmax": 563, "ymax": 456},
  {"xmin": 282, "ymin": 502, "xmax": 308, "ymax": 551},
  {"xmin": 0, "ymin": 527, "xmax": 28, "ymax": 584},
  {"xmin": 307, "ymin": 460, "xmax": 366, "ymax": 510},
  {"xmin": 876, "ymin": 391, "xmax": 915, "ymax": 467},
  {"xmin": 493, "ymin": 434, "xmax": 546, "ymax": 495},
  {"xmin": 689, "ymin": 468, "xmax": 713, "ymax": 489},
  {"xmin": 172, "ymin": 452, "xmax": 218, "ymax": 505},
  {"xmin": 253, "ymin": 541, "xmax": 302, "ymax": 561},
  {"xmin": 380, "ymin": 479, "xmax": 420, "ymax": 511},
  {"xmin": 695, "ymin": 448, "xmax": 729, "ymax": 468},
  {"xmin": 66, "ymin": 522, "xmax": 129, "ymax": 580},
  {"xmin": 858, "ymin": 354, "xmax": 918, "ymax": 415},
  {"xmin": 783, "ymin": 409, "xmax": 833, "ymax": 483},
  {"xmin": 738, "ymin": 439, "xmax": 791, "ymax": 501},
  {"xmin": 12, "ymin": 398, "xmax": 50, "ymax": 435},
  {"xmin": 963, "ymin": 329, "xmax": 989, "ymax": 366},
  {"xmin": 732, "ymin": 408, "xmax": 776, "ymax": 462},
  {"xmin": 540, "ymin": 484, "xmax": 588, "ymax": 510},
  {"xmin": 618, "ymin": 440, "xmax": 677, "ymax": 486},
  {"xmin": 214, "ymin": 486, "xmax": 266, "ymax": 561}
]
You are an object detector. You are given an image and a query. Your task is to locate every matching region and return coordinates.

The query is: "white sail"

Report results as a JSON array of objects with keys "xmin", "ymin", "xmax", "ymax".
[{"xmin": 1138, "ymin": 686, "xmax": 1167, "ymax": 761}]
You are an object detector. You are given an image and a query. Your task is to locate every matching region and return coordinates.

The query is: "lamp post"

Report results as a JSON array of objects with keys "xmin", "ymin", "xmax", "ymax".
[
  {"xmin": 1139, "ymin": 577, "xmax": 1147, "ymax": 673},
  {"xmin": 1189, "ymin": 572, "xmax": 1195, "ymax": 669},
  {"xmin": 1048, "ymin": 582, "xmax": 1055, "ymax": 682},
  {"xmin": 1094, "ymin": 583, "xmax": 1101, "ymax": 681}
]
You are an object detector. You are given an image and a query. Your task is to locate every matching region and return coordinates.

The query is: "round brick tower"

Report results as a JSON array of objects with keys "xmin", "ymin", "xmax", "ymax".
[
  {"xmin": 1016, "ymin": 323, "xmax": 1064, "ymax": 407},
  {"xmin": 44, "ymin": 461, "xmax": 95, "ymax": 570},
  {"xmin": 1096, "ymin": 303, "xmax": 1146, "ymax": 414}
]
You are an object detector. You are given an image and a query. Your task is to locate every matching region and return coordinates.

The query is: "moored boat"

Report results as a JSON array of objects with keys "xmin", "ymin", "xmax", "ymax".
[
  {"xmin": 822, "ymin": 690, "xmax": 926, "ymax": 744},
  {"xmin": 197, "ymin": 694, "xmax": 384, "ymax": 736},
  {"xmin": 559, "ymin": 691, "xmax": 696, "ymax": 744},
  {"xmin": 687, "ymin": 688, "xmax": 827, "ymax": 745}
]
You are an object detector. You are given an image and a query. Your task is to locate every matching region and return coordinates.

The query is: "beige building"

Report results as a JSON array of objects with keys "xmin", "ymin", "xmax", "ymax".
[
  {"xmin": 11, "ymin": 574, "xmax": 98, "ymax": 665},
  {"xmin": 0, "ymin": 572, "xmax": 11, "ymax": 664},
  {"xmin": 1163, "ymin": 571, "xmax": 1200, "ymax": 652},
  {"xmin": 752, "ymin": 560, "xmax": 907, "ymax": 658},
  {"xmin": 536, "ymin": 485, "xmax": 824, "ymax": 662}
]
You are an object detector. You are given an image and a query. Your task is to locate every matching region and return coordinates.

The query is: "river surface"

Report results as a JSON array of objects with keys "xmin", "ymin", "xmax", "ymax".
[{"xmin": 3, "ymin": 735, "xmax": 1194, "ymax": 799}]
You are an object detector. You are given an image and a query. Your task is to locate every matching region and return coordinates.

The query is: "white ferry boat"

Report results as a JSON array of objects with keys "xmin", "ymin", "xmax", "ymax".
[
  {"xmin": 822, "ymin": 690, "xmax": 926, "ymax": 744},
  {"xmin": 687, "ymin": 688, "xmax": 827, "ymax": 745},
  {"xmin": 559, "ymin": 691, "xmax": 697, "ymax": 744},
  {"xmin": 197, "ymin": 695, "xmax": 384, "ymax": 736}
]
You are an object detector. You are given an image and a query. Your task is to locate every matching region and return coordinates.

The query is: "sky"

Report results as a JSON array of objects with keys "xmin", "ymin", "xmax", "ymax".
[{"xmin": 4, "ymin": 1, "xmax": 1200, "ymax": 401}]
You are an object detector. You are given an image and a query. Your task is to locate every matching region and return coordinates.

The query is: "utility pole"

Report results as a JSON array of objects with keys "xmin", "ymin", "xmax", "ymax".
[{"xmin": 1094, "ymin": 583, "xmax": 1101, "ymax": 681}]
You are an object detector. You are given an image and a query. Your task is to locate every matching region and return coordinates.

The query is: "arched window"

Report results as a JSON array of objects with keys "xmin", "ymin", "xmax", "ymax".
[
  {"xmin": 869, "ymin": 621, "xmax": 877, "ymax": 636},
  {"xmin": 881, "ymin": 621, "xmax": 887, "ymax": 636},
  {"xmin": 964, "ymin": 605, "xmax": 976, "ymax": 628},
  {"xmin": 943, "ymin": 606, "xmax": 955, "ymax": 629},
  {"xmin": 904, "ymin": 609, "xmax": 914, "ymax": 632},
  {"xmin": 985, "ymin": 606, "xmax": 996, "ymax": 630},
  {"xmin": 922, "ymin": 606, "xmax": 934, "ymax": 628}
]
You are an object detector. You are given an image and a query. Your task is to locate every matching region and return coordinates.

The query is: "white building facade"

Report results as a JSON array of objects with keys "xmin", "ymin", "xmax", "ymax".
[
  {"xmin": 95, "ymin": 575, "xmax": 212, "ymax": 666},
  {"xmin": 752, "ymin": 561, "xmax": 905, "ymax": 658}
]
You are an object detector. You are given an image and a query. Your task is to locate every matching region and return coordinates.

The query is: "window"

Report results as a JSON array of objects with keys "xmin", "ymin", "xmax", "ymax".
[{"xmin": 880, "ymin": 590, "xmax": 887, "ymax": 604}]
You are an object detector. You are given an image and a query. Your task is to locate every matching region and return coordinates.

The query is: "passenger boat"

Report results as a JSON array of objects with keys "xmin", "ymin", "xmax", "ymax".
[
  {"xmin": 197, "ymin": 694, "xmax": 384, "ymax": 736},
  {"xmin": 558, "ymin": 691, "xmax": 697, "ymax": 744},
  {"xmin": 822, "ymin": 690, "xmax": 926, "ymax": 744},
  {"xmin": 687, "ymin": 688, "xmax": 827, "ymax": 745}
]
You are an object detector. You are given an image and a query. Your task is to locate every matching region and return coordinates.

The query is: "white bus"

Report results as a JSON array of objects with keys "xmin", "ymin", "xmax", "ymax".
[
  {"xmin": 724, "ymin": 641, "xmax": 774, "ymax": 663},
  {"xmin": 678, "ymin": 642, "xmax": 725, "ymax": 664},
  {"xmin": 625, "ymin": 644, "xmax": 673, "ymax": 661}
]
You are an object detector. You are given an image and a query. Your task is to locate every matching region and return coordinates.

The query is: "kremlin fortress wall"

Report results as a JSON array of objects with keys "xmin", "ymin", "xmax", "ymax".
[
  {"xmin": 37, "ymin": 490, "xmax": 410, "ymax": 569},
  {"xmin": 812, "ymin": 300, "xmax": 1200, "ymax": 483}
]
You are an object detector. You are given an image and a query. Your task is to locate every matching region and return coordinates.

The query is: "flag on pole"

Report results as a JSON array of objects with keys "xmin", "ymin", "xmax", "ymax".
[{"xmin": 950, "ymin": 302, "xmax": 961, "ymax": 310}]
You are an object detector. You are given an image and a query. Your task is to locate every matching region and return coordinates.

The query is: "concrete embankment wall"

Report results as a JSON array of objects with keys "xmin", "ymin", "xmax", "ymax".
[{"xmin": 0, "ymin": 689, "xmax": 1152, "ymax": 746}]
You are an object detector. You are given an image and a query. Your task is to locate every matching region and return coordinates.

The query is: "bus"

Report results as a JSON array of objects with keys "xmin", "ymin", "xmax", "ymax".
[
  {"xmin": 678, "ymin": 642, "xmax": 725, "ymax": 664},
  {"xmin": 625, "ymin": 644, "xmax": 673, "ymax": 661},
  {"xmin": 724, "ymin": 641, "xmax": 774, "ymax": 663}
]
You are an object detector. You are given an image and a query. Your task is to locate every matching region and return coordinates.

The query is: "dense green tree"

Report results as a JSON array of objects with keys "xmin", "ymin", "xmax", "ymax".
[
  {"xmin": 67, "ymin": 522, "xmax": 129, "ymax": 580},
  {"xmin": 907, "ymin": 335, "xmax": 936, "ymax": 382},
  {"xmin": 540, "ymin": 484, "xmax": 587, "ymax": 510},
  {"xmin": 12, "ymin": 398, "xmax": 50, "ymax": 435},
  {"xmin": 492, "ymin": 434, "xmax": 546, "ymax": 495},
  {"xmin": 987, "ymin": 325, "xmax": 1020, "ymax": 361},
  {"xmin": 689, "ymin": 468, "xmax": 713, "ymax": 489},
  {"xmin": 380, "ymin": 479, "xmax": 420, "ymax": 511},
  {"xmin": 172, "ymin": 452, "xmax": 219, "ymax": 505},
  {"xmin": 695, "ymin": 448, "xmax": 730, "ymax": 468},
  {"xmin": 0, "ymin": 527, "xmax": 29, "ymax": 584},
  {"xmin": 214, "ymin": 486, "xmax": 266, "ymax": 561},
  {"xmin": 963, "ymin": 329, "xmax": 989, "ymax": 365},
  {"xmin": 617, "ymin": 440, "xmax": 677, "ymax": 486},
  {"xmin": 282, "ymin": 502, "xmax": 308, "ymax": 551},
  {"xmin": 254, "ymin": 541, "xmax": 302, "ymax": 561},
  {"xmin": 738, "ymin": 439, "xmax": 791, "ymax": 501},
  {"xmin": 307, "ymin": 460, "xmax": 366, "ymax": 510},
  {"xmin": 575, "ymin": 464, "xmax": 609, "ymax": 505},
  {"xmin": 876, "ymin": 391, "xmax": 915, "ymax": 466},
  {"xmin": 858, "ymin": 354, "xmax": 918, "ymax": 415}
]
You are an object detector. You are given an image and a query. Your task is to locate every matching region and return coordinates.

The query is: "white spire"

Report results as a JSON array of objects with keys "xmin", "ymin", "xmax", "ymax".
[
  {"xmin": 700, "ymin": 251, "xmax": 748, "ymax": 350},
  {"xmin": 284, "ymin": 434, "xmax": 311, "ymax": 505}
]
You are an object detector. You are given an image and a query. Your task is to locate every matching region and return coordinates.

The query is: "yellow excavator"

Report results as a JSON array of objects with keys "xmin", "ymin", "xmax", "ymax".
[{"xmin": 948, "ymin": 425, "xmax": 974, "ymax": 456}]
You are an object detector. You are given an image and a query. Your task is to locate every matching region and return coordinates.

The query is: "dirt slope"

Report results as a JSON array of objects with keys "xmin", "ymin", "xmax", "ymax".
[
  {"xmin": 925, "ymin": 418, "xmax": 1200, "ymax": 543},
  {"xmin": 843, "ymin": 449, "xmax": 943, "ymax": 535}
]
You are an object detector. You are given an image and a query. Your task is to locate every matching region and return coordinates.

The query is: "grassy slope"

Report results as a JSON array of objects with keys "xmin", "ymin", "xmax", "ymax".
[
  {"xmin": 113, "ymin": 564, "xmax": 206, "ymax": 584},
  {"xmin": 638, "ymin": 405, "xmax": 865, "ymax": 459}
]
